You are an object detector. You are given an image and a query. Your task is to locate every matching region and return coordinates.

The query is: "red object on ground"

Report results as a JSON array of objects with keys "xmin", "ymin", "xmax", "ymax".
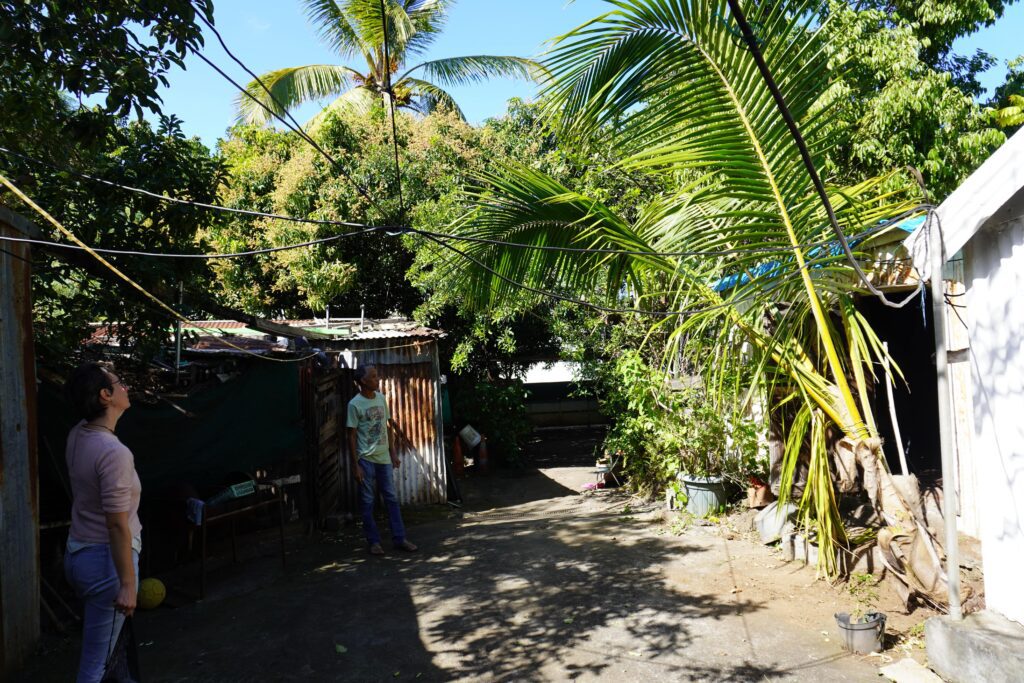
[
  {"xmin": 453, "ymin": 437, "xmax": 464, "ymax": 477},
  {"xmin": 477, "ymin": 437, "xmax": 489, "ymax": 474}
]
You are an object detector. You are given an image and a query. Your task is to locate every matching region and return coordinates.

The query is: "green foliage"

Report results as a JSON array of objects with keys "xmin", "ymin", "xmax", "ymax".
[
  {"xmin": 211, "ymin": 106, "xmax": 485, "ymax": 317},
  {"xmin": 847, "ymin": 571, "xmax": 880, "ymax": 621},
  {"xmin": 0, "ymin": 0, "xmax": 213, "ymax": 120},
  {"xmin": 435, "ymin": 0, "xmax": 932, "ymax": 575},
  {"xmin": 589, "ymin": 347, "xmax": 764, "ymax": 496},
  {"xmin": 2, "ymin": 112, "xmax": 225, "ymax": 368},
  {"xmin": 993, "ymin": 94, "xmax": 1024, "ymax": 127},
  {"xmin": 820, "ymin": 1, "xmax": 1008, "ymax": 198},
  {"xmin": 0, "ymin": 1, "xmax": 225, "ymax": 368},
  {"xmin": 451, "ymin": 380, "xmax": 531, "ymax": 466}
]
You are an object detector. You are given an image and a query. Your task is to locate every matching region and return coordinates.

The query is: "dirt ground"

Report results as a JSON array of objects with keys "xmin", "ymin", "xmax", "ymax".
[{"xmin": 18, "ymin": 427, "xmax": 938, "ymax": 682}]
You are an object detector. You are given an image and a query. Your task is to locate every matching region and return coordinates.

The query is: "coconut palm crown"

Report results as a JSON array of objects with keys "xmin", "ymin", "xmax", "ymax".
[
  {"xmin": 431, "ymin": 0, "xmax": 946, "ymax": 579},
  {"xmin": 235, "ymin": 0, "xmax": 543, "ymax": 125}
]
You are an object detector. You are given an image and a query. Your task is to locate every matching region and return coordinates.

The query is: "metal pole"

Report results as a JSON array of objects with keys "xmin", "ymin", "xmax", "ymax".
[
  {"xmin": 883, "ymin": 341, "xmax": 909, "ymax": 476},
  {"xmin": 930, "ymin": 215, "xmax": 962, "ymax": 620},
  {"xmin": 174, "ymin": 281, "xmax": 183, "ymax": 386}
]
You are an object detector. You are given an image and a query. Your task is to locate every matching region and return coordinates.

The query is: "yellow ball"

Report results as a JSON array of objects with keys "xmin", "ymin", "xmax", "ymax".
[{"xmin": 137, "ymin": 578, "xmax": 166, "ymax": 610}]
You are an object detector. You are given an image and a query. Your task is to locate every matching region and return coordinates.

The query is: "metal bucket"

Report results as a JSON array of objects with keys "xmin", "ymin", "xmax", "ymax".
[{"xmin": 834, "ymin": 612, "xmax": 886, "ymax": 654}]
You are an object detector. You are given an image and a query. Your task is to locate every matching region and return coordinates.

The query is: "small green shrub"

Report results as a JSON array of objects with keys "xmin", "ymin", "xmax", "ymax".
[{"xmin": 452, "ymin": 380, "xmax": 531, "ymax": 466}]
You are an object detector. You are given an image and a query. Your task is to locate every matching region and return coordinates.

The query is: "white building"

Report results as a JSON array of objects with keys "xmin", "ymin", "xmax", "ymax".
[{"xmin": 908, "ymin": 127, "xmax": 1024, "ymax": 627}]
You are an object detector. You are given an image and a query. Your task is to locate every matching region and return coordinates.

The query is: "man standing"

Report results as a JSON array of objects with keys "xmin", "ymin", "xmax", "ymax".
[{"xmin": 347, "ymin": 364, "xmax": 418, "ymax": 555}]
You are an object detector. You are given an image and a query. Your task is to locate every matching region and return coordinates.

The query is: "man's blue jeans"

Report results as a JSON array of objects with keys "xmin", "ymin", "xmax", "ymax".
[
  {"xmin": 64, "ymin": 543, "xmax": 140, "ymax": 683},
  {"xmin": 358, "ymin": 459, "xmax": 406, "ymax": 545}
]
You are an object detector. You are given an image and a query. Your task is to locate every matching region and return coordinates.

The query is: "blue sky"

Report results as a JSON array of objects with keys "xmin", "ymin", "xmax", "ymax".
[{"xmin": 153, "ymin": 0, "xmax": 1024, "ymax": 148}]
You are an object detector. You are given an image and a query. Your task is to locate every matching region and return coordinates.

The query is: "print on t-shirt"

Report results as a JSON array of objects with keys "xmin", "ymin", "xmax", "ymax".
[{"xmin": 366, "ymin": 405, "xmax": 385, "ymax": 445}]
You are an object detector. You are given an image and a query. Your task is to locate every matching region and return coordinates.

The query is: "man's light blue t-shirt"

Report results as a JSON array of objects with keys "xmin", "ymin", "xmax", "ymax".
[{"xmin": 347, "ymin": 391, "xmax": 391, "ymax": 464}]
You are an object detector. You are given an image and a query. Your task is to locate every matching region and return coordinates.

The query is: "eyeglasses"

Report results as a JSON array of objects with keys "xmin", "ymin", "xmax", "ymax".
[{"xmin": 109, "ymin": 378, "xmax": 128, "ymax": 390}]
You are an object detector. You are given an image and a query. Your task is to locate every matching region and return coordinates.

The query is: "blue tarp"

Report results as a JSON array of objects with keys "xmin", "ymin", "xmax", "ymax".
[{"xmin": 712, "ymin": 214, "xmax": 926, "ymax": 292}]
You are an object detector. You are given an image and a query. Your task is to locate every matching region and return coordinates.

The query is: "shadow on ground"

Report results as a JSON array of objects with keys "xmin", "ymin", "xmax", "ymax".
[{"xmin": 17, "ymin": 428, "xmax": 863, "ymax": 682}]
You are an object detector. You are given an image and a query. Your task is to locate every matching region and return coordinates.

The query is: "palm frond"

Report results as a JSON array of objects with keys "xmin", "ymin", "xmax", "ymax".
[
  {"xmin": 400, "ymin": 77, "xmax": 464, "ymax": 118},
  {"xmin": 346, "ymin": 0, "xmax": 417, "ymax": 55},
  {"xmin": 402, "ymin": 0, "xmax": 454, "ymax": 55},
  {"xmin": 235, "ymin": 64, "xmax": 361, "ymax": 126},
  {"xmin": 302, "ymin": 0, "xmax": 374, "ymax": 63},
  {"xmin": 305, "ymin": 86, "xmax": 381, "ymax": 131},
  {"xmin": 398, "ymin": 56, "xmax": 545, "ymax": 89}
]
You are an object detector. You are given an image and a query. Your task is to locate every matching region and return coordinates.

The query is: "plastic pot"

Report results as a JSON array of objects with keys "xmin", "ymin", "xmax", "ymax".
[
  {"xmin": 679, "ymin": 474, "xmax": 727, "ymax": 517},
  {"xmin": 834, "ymin": 611, "xmax": 886, "ymax": 654}
]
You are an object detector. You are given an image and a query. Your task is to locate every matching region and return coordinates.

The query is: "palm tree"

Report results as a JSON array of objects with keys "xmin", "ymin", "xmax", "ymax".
[
  {"xmin": 235, "ymin": 0, "xmax": 541, "ymax": 125},
  {"xmin": 434, "ymin": 0, "xmax": 940, "ymax": 580}
]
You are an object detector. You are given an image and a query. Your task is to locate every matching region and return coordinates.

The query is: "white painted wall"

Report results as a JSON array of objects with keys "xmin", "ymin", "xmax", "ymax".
[{"xmin": 965, "ymin": 210, "xmax": 1024, "ymax": 626}]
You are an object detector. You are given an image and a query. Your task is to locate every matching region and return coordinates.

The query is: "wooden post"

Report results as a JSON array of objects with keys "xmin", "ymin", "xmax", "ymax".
[{"xmin": 0, "ymin": 210, "xmax": 41, "ymax": 675}]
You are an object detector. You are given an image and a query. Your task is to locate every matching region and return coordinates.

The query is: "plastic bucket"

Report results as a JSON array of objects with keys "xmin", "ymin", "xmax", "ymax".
[
  {"xmin": 834, "ymin": 612, "xmax": 886, "ymax": 654},
  {"xmin": 680, "ymin": 475, "xmax": 727, "ymax": 517},
  {"xmin": 458, "ymin": 424, "xmax": 482, "ymax": 449}
]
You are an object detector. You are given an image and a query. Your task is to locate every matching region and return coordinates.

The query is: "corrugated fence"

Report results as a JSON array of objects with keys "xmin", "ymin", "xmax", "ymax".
[{"xmin": 330, "ymin": 337, "xmax": 447, "ymax": 509}]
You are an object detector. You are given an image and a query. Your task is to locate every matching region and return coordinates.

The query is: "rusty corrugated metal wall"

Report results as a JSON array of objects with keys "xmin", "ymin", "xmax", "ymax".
[{"xmin": 333, "ymin": 338, "xmax": 447, "ymax": 509}]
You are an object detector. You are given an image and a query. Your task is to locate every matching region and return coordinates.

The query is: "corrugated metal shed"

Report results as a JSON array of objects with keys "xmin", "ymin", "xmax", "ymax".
[{"xmin": 322, "ymin": 325, "xmax": 447, "ymax": 509}]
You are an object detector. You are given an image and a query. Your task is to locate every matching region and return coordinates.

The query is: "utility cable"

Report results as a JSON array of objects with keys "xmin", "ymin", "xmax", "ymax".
[
  {"xmin": 419, "ymin": 229, "xmax": 819, "ymax": 318},
  {"xmin": 0, "ymin": 171, "xmax": 319, "ymax": 363},
  {"xmin": 0, "ymin": 225, "xmax": 386, "ymax": 259},
  {"xmin": 409, "ymin": 204, "xmax": 931, "ymax": 258},
  {"xmin": 0, "ymin": 143, "xmax": 401, "ymax": 230},
  {"xmin": 193, "ymin": 15, "xmax": 395, "ymax": 223},
  {"xmin": 379, "ymin": 0, "xmax": 405, "ymax": 219},
  {"xmin": 4, "ymin": 141, "xmax": 927, "ymax": 259},
  {"xmin": 725, "ymin": 0, "xmax": 927, "ymax": 310}
]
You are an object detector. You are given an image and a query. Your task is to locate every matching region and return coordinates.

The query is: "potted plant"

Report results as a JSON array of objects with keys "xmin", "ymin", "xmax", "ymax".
[
  {"xmin": 834, "ymin": 572, "xmax": 886, "ymax": 654},
  {"xmin": 665, "ymin": 390, "xmax": 730, "ymax": 517}
]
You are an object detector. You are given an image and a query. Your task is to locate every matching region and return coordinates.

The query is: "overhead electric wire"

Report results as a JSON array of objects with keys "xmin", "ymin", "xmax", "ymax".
[
  {"xmin": 0, "ymin": 171, "xmax": 318, "ymax": 363},
  {"xmin": 379, "ymin": 0, "xmax": 405, "ymax": 219},
  {"xmin": 0, "ymin": 225, "xmax": 387, "ymax": 259},
  {"xmin": 725, "ymin": 0, "xmax": 929, "ymax": 310},
  {"xmin": 420, "ymin": 229, "xmax": 817, "ymax": 318},
  {"xmin": 192, "ymin": 16, "xmax": 395, "ymax": 224},
  {"xmin": 0, "ymin": 144, "xmax": 402, "ymax": 231},
  {"xmin": 2, "ymin": 142, "xmax": 931, "ymax": 261}
]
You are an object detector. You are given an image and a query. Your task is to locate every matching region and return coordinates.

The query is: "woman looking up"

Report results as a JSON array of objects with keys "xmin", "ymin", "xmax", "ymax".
[{"xmin": 63, "ymin": 362, "xmax": 141, "ymax": 683}]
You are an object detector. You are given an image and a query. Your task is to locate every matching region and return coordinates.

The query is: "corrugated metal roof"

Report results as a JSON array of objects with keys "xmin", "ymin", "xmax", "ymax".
[
  {"xmin": 188, "ymin": 318, "xmax": 443, "ymax": 340},
  {"xmin": 88, "ymin": 318, "xmax": 444, "ymax": 347}
]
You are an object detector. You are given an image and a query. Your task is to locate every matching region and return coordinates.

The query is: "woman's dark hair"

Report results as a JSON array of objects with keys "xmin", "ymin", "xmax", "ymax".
[{"xmin": 67, "ymin": 362, "xmax": 113, "ymax": 421}]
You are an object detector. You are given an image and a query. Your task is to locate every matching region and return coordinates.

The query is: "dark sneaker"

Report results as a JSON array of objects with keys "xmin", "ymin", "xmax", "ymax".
[
  {"xmin": 369, "ymin": 543, "xmax": 385, "ymax": 556},
  {"xmin": 395, "ymin": 540, "xmax": 418, "ymax": 552}
]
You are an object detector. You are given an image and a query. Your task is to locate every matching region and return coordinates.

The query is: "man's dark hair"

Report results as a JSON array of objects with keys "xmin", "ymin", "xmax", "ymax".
[
  {"xmin": 354, "ymin": 364, "xmax": 376, "ymax": 385},
  {"xmin": 67, "ymin": 362, "xmax": 113, "ymax": 421}
]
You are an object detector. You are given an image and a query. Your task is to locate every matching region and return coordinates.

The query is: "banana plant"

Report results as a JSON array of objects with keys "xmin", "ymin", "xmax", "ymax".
[{"xmin": 433, "ymin": 0, "xmax": 926, "ymax": 575}]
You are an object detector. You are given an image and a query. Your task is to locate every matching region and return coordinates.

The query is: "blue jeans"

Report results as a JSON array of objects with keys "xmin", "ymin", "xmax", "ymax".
[
  {"xmin": 358, "ymin": 459, "xmax": 406, "ymax": 545},
  {"xmin": 64, "ymin": 544, "xmax": 140, "ymax": 683}
]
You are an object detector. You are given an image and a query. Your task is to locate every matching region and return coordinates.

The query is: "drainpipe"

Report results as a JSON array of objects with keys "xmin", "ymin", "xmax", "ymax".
[
  {"xmin": 360, "ymin": 304, "xmax": 365, "ymax": 332},
  {"xmin": 929, "ymin": 213, "xmax": 962, "ymax": 620}
]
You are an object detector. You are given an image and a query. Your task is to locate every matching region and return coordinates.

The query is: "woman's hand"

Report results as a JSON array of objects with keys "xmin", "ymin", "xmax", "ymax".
[{"xmin": 114, "ymin": 583, "xmax": 137, "ymax": 617}]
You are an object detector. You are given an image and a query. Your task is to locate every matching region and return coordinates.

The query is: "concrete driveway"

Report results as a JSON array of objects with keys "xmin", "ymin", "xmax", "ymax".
[{"xmin": 19, "ymin": 461, "xmax": 889, "ymax": 681}]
